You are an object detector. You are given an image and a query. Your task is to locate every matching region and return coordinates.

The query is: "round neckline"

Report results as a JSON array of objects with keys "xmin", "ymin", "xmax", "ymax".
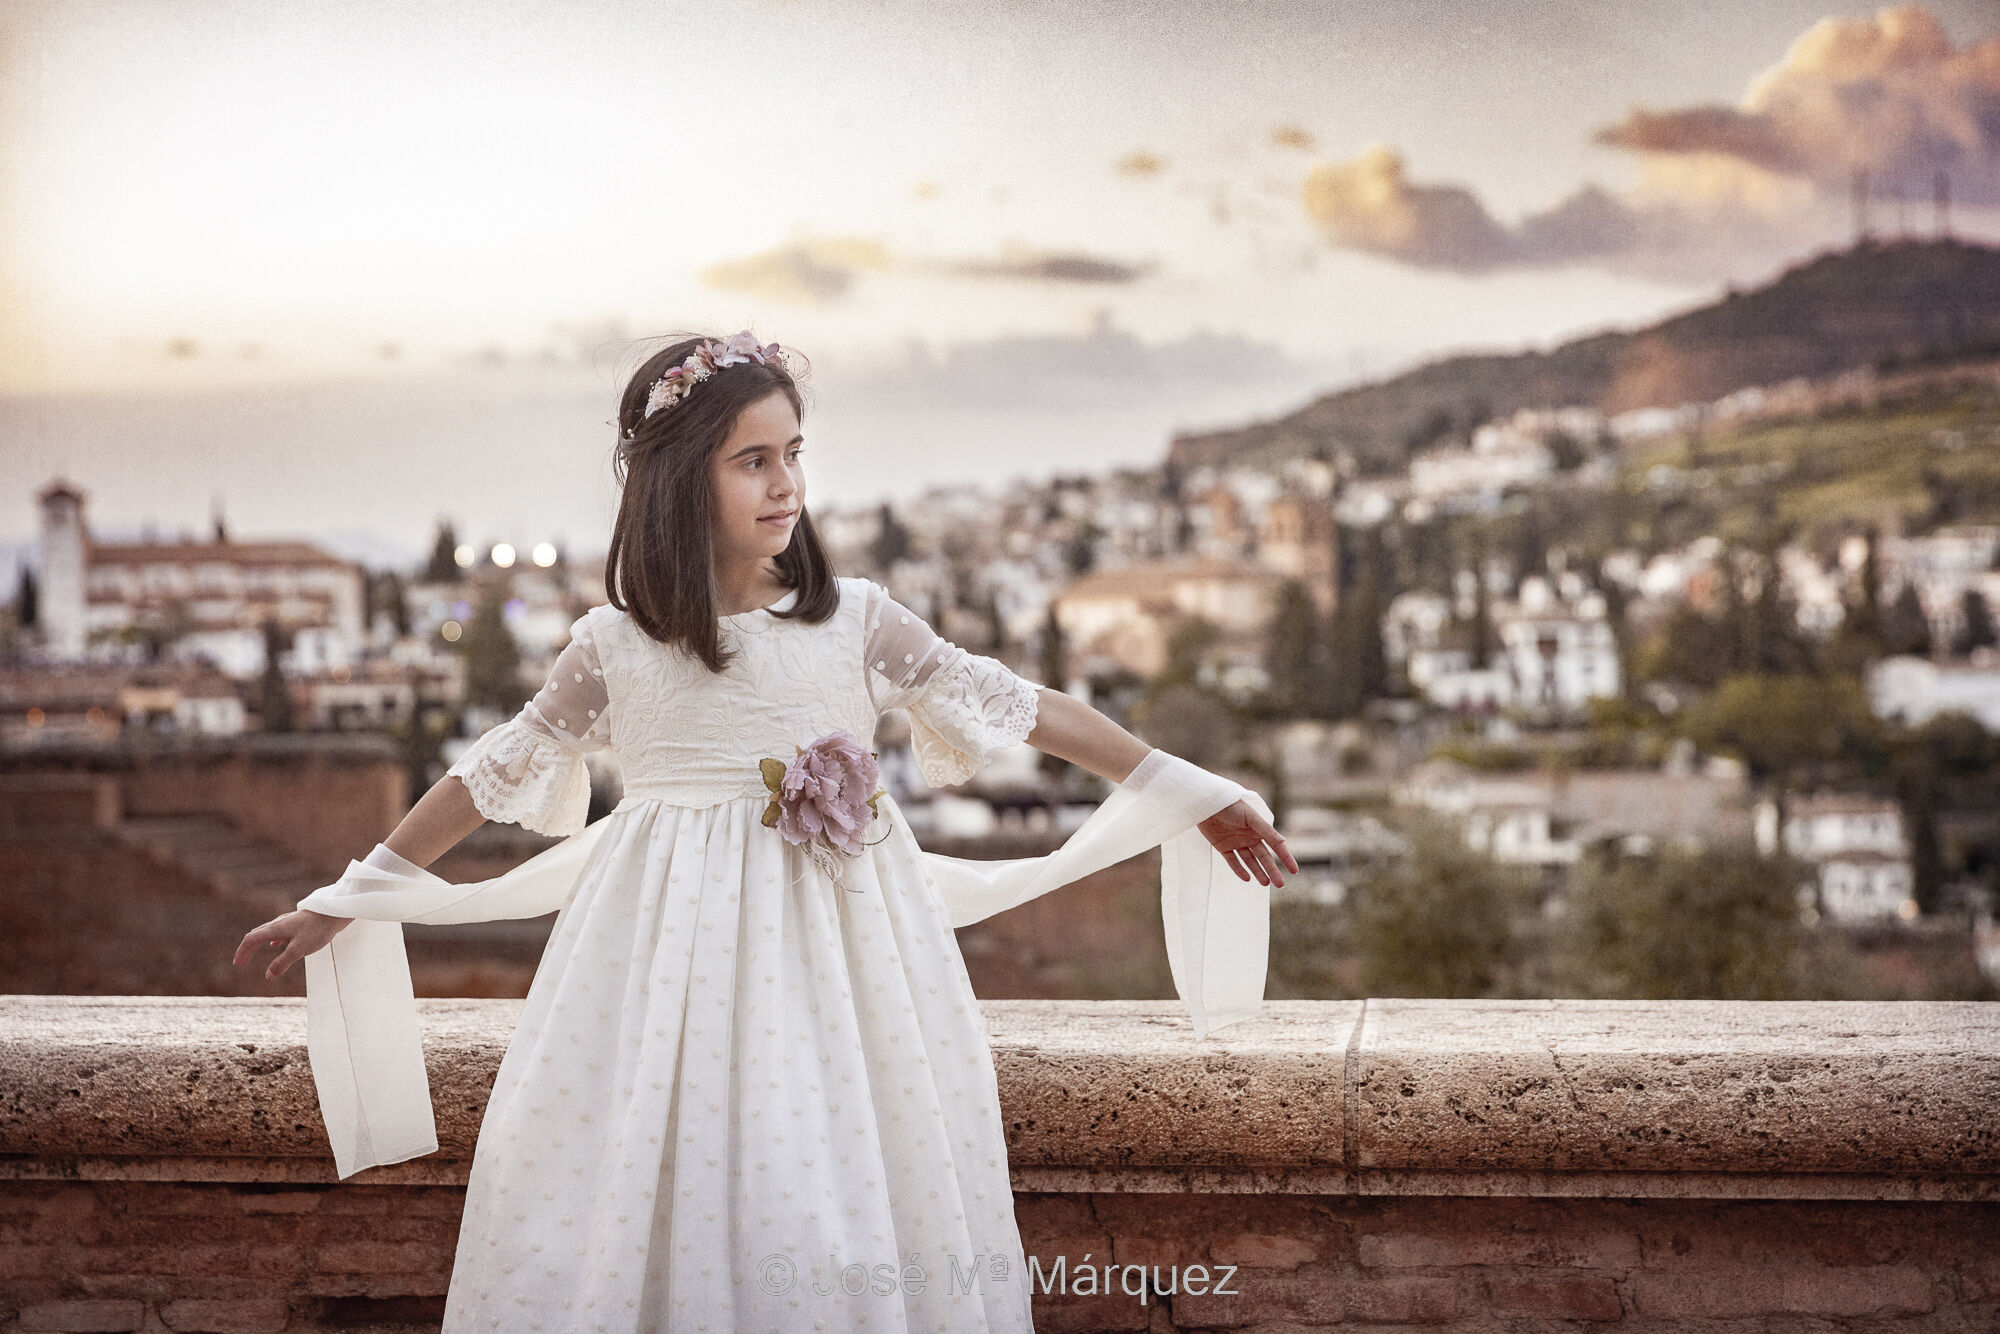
[{"xmin": 718, "ymin": 587, "xmax": 799, "ymax": 621}]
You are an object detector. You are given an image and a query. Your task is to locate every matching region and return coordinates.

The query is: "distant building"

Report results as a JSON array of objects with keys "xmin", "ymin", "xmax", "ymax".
[
  {"xmin": 32, "ymin": 477, "xmax": 367, "ymax": 676},
  {"xmin": 1398, "ymin": 578, "xmax": 1620, "ymax": 716},
  {"xmin": 1408, "ymin": 427, "xmax": 1552, "ymax": 509},
  {"xmin": 1399, "ymin": 758, "xmax": 1752, "ymax": 867},
  {"xmin": 1498, "ymin": 582, "xmax": 1621, "ymax": 714},
  {"xmin": 1761, "ymin": 792, "xmax": 1917, "ymax": 923},
  {"xmin": 1053, "ymin": 557, "xmax": 1286, "ymax": 680},
  {"xmin": 1869, "ymin": 655, "xmax": 2000, "ymax": 732}
]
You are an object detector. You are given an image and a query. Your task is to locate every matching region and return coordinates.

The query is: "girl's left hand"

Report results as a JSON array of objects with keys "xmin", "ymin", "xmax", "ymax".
[{"xmin": 1197, "ymin": 799, "xmax": 1299, "ymax": 887}]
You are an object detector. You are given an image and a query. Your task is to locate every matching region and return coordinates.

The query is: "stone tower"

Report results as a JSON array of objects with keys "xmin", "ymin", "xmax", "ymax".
[{"xmin": 36, "ymin": 479, "xmax": 88, "ymax": 662}]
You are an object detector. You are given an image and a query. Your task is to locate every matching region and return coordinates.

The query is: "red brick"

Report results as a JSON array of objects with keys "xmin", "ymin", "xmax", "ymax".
[
  {"xmin": 1210, "ymin": 1233, "xmax": 1319, "ymax": 1270},
  {"xmin": 17, "ymin": 1300, "xmax": 146, "ymax": 1333},
  {"xmin": 70, "ymin": 1215, "xmax": 305, "ymax": 1249},
  {"xmin": 74, "ymin": 1245, "xmax": 300, "ymax": 1280},
  {"xmin": 1483, "ymin": 1274, "xmax": 1623, "ymax": 1321},
  {"xmin": 314, "ymin": 1239, "xmax": 446, "ymax": 1275},
  {"xmin": 1026, "ymin": 1291, "xmax": 1152, "ymax": 1333},
  {"xmin": 1358, "ymin": 1228, "xmax": 1638, "ymax": 1269},
  {"xmin": 0, "ymin": 1243, "xmax": 58, "ymax": 1278},
  {"xmin": 309, "ymin": 1214, "xmax": 457, "ymax": 1247},
  {"xmin": 159, "ymin": 1299, "xmax": 291, "ymax": 1333},
  {"xmin": 1111, "ymin": 1236, "xmax": 1182, "ymax": 1270},
  {"xmin": 1172, "ymin": 1266, "xmax": 1337, "ymax": 1326},
  {"xmin": 230, "ymin": 1192, "xmax": 322, "ymax": 1216},
  {"xmin": 1345, "ymin": 1275, "xmax": 1458, "ymax": 1323},
  {"xmin": 1959, "ymin": 1256, "xmax": 2000, "ymax": 1302},
  {"xmin": 1633, "ymin": 1265, "xmax": 1935, "ymax": 1318}
]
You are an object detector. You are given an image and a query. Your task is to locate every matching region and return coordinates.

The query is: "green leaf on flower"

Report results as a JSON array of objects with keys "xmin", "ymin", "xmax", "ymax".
[
  {"xmin": 761, "ymin": 799, "xmax": 781, "ymax": 828},
  {"xmin": 760, "ymin": 757, "xmax": 787, "ymax": 791}
]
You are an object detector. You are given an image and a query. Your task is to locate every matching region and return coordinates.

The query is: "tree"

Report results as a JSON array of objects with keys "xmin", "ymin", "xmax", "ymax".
[
  {"xmin": 868, "ymin": 503, "xmax": 911, "ymax": 572},
  {"xmin": 1956, "ymin": 589, "xmax": 1997, "ymax": 656},
  {"xmin": 1155, "ymin": 615, "xmax": 1220, "ymax": 693},
  {"xmin": 1348, "ymin": 819, "xmax": 1534, "ymax": 997},
  {"xmin": 366, "ymin": 569, "xmax": 412, "ymax": 638},
  {"xmin": 425, "ymin": 519, "xmax": 464, "ymax": 583},
  {"xmin": 1554, "ymin": 843, "xmax": 1826, "ymax": 999},
  {"xmin": 258, "ymin": 617, "xmax": 295, "ymax": 733},
  {"xmin": 983, "ymin": 588, "xmax": 1006, "ymax": 655},
  {"xmin": 1882, "ymin": 584, "xmax": 1933, "ymax": 657},
  {"xmin": 458, "ymin": 586, "xmax": 528, "ymax": 714},
  {"xmin": 1062, "ymin": 523, "xmax": 1099, "ymax": 576},
  {"xmin": 1678, "ymin": 673, "xmax": 1884, "ymax": 793},
  {"xmin": 1545, "ymin": 429, "xmax": 1588, "ymax": 472},
  {"xmin": 14, "ymin": 565, "xmax": 36, "ymax": 628},
  {"xmin": 1889, "ymin": 710, "xmax": 2000, "ymax": 915},
  {"xmin": 1468, "ymin": 538, "xmax": 1494, "ymax": 670},
  {"xmin": 1325, "ymin": 526, "xmax": 1390, "ymax": 718},
  {"xmin": 1262, "ymin": 579, "xmax": 1321, "ymax": 718},
  {"xmin": 1037, "ymin": 601, "xmax": 1070, "ymax": 782}
]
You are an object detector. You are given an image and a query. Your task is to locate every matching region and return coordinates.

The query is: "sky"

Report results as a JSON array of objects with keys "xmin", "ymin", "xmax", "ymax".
[{"xmin": 3, "ymin": 0, "xmax": 1998, "ymax": 571}]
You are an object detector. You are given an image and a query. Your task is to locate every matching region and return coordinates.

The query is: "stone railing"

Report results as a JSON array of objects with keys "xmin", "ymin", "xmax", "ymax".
[{"xmin": 0, "ymin": 996, "xmax": 1994, "ymax": 1332}]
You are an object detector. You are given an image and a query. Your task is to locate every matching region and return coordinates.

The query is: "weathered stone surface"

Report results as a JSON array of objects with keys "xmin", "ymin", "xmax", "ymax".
[
  {"xmin": 0, "ymin": 996, "xmax": 517, "ymax": 1162},
  {"xmin": 982, "ymin": 999, "xmax": 1354, "ymax": 1171},
  {"xmin": 3, "ymin": 995, "xmax": 1995, "ymax": 1192},
  {"xmin": 1349, "ymin": 998, "xmax": 2000, "ymax": 1176}
]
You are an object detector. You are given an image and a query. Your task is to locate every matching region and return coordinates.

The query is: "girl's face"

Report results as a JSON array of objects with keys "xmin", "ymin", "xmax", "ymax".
[{"xmin": 708, "ymin": 389, "xmax": 805, "ymax": 564}]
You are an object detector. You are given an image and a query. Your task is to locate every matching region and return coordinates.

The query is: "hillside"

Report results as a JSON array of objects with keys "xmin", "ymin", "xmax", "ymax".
[{"xmin": 1170, "ymin": 237, "xmax": 2000, "ymax": 476}]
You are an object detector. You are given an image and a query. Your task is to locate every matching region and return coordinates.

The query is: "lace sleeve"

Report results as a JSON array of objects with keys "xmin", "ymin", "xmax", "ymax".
[
  {"xmin": 445, "ymin": 609, "xmax": 611, "ymax": 836},
  {"xmin": 862, "ymin": 580, "xmax": 1041, "ymax": 788}
]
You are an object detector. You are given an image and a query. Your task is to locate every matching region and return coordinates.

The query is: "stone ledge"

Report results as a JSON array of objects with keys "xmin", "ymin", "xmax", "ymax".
[{"xmin": 0, "ymin": 996, "xmax": 1993, "ymax": 1199}]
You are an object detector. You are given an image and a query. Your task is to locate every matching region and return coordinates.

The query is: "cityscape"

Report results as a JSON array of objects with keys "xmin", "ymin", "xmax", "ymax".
[
  {"xmin": 8, "ymin": 236, "xmax": 2000, "ymax": 1006},
  {"xmin": 3, "ymin": 4, "xmax": 1997, "ymax": 1330}
]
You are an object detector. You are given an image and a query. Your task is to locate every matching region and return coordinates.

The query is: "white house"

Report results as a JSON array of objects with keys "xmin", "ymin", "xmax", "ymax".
[
  {"xmin": 1819, "ymin": 853, "xmax": 1917, "ymax": 923},
  {"xmin": 1760, "ymin": 792, "xmax": 1918, "ymax": 924},
  {"xmin": 1868, "ymin": 655, "xmax": 2000, "ymax": 732}
]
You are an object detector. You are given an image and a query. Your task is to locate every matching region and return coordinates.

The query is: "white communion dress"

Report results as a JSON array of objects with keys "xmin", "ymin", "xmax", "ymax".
[{"xmin": 295, "ymin": 575, "xmax": 1271, "ymax": 1334}]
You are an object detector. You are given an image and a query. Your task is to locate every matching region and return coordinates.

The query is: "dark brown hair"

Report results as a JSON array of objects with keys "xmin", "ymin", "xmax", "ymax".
[{"xmin": 604, "ymin": 333, "xmax": 839, "ymax": 672}]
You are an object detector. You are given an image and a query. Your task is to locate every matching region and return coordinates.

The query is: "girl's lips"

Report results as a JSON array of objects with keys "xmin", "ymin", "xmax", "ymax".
[{"xmin": 759, "ymin": 510, "xmax": 796, "ymax": 524}]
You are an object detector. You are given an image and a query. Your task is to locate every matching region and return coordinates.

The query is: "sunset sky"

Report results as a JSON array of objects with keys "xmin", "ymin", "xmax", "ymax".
[{"xmin": 3, "ymin": 0, "xmax": 1997, "ymax": 570}]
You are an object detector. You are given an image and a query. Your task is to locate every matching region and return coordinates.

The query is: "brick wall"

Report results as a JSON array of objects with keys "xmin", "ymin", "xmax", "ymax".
[
  {"xmin": 4, "ymin": 1184, "xmax": 1991, "ymax": 1332},
  {"xmin": 1, "ymin": 997, "xmax": 1994, "ymax": 1333}
]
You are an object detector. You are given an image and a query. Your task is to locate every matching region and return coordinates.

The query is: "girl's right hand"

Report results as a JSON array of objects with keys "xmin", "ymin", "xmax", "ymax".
[{"xmin": 233, "ymin": 909, "xmax": 352, "ymax": 980}]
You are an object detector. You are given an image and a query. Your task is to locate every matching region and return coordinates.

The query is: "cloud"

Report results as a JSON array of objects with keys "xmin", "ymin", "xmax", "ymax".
[
  {"xmin": 1115, "ymin": 150, "xmax": 1167, "ymax": 179},
  {"xmin": 846, "ymin": 311, "xmax": 1324, "ymax": 412},
  {"xmin": 1303, "ymin": 144, "xmax": 1528, "ymax": 272},
  {"xmin": 1596, "ymin": 4, "xmax": 2000, "ymax": 206},
  {"xmin": 1300, "ymin": 5, "xmax": 2000, "ymax": 282},
  {"xmin": 921, "ymin": 242, "xmax": 1153, "ymax": 284},
  {"xmin": 701, "ymin": 235, "xmax": 1152, "ymax": 305},
  {"xmin": 1269, "ymin": 124, "xmax": 1317, "ymax": 152},
  {"xmin": 697, "ymin": 238, "xmax": 893, "ymax": 307}
]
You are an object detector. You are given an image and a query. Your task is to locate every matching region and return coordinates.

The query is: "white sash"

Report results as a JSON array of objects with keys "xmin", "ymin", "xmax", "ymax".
[{"xmin": 296, "ymin": 748, "xmax": 1269, "ymax": 1180}]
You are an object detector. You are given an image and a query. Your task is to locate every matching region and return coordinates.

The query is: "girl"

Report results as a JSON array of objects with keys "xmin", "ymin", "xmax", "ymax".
[{"xmin": 234, "ymin": 331, "xmax": 1296, "ymax": 1333}]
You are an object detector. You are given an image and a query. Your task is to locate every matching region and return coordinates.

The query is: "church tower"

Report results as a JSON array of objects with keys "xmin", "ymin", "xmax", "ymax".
[{"xmin": 36, "ymin": 479, "xmax": 89, "ymax": 661}]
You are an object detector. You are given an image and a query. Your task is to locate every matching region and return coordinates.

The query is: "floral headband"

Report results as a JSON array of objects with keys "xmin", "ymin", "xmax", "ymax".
[{"xmin": 625, "ymin": 331, "xmax": 788, "ymax": 437}]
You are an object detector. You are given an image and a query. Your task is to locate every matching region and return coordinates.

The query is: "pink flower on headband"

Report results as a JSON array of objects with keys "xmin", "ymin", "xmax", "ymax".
[
  {"xmin": 711, "ymin": 332, "xmax": 769, "ymax": 367},
  {"xmin": 636, "ymin": 332, "xmax": 787, "ymax": 425},
  {"xmin": 759, "ymin": 730, "xmax": 886, "ymax": 884}
]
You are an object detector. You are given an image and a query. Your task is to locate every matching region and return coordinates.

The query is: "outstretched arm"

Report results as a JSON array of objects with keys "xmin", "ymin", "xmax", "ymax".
[
  {"xmin": 1022, "ymin": 685, "xmax": 1150, "ymax": 783},
  {"xmin": 378, "ymin": 772, "xmax": 489, "ymax": 867},
  {"xmin": 232, "ymin": 775, "xmax": 489, "ymax": 980},
  {"xmin": 1024, "ymin": 686, "xmax": 1299, "ymax": 889}
]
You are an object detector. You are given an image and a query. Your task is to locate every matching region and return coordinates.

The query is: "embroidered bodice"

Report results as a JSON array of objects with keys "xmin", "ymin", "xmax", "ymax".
[{"xmin": 446, "ymin": 575, "xmax": 1044, "ymax": 835}]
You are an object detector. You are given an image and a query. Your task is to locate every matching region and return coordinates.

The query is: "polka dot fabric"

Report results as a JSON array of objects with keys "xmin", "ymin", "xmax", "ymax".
[{"xmin": 438, "ymin": 578, "xmax": 1041, "ymax": 1332}]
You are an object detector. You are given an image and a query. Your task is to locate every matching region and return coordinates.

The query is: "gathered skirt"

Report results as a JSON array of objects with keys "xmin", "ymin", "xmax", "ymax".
[{"xmin": 439, "ymin": 793, "xmax": 1037, "ymax": 1333}]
